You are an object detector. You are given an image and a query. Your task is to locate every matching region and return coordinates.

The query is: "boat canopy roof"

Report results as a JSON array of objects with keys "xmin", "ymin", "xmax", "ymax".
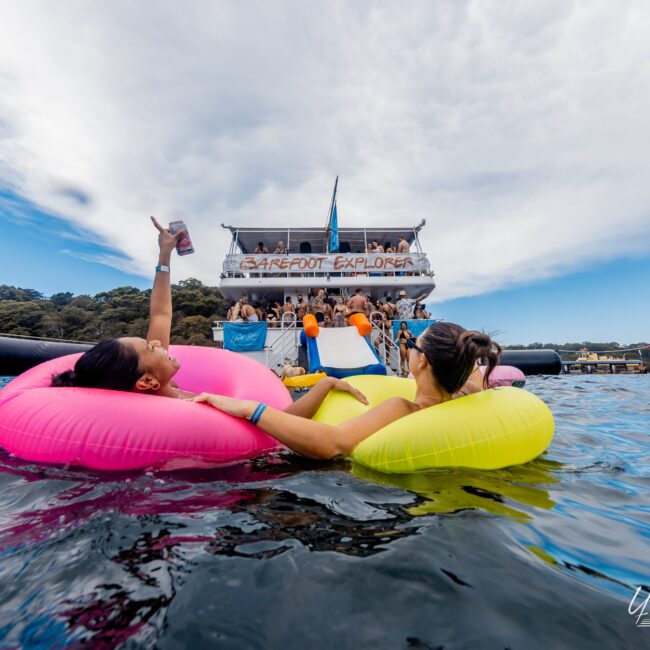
[{"xmin": 221, "ymin": 220, "xmax": 426, "ymax": 254}]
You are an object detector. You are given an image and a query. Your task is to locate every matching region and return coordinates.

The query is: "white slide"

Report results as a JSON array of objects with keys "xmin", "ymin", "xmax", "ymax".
[{"xmin": 306, "ymin": 326, "xmax": 386, "ymax": 377}]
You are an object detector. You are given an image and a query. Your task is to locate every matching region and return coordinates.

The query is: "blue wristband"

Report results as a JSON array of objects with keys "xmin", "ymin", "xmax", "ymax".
[{"xmin": 249, "ymin": 402, "xmax": 267, "ymax": 425}]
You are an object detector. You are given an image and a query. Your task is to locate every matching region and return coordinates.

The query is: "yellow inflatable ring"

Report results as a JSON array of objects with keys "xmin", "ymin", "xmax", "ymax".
[{"xmin": 312, "ymin": 375, "xmax": 554, "ymax": 473}]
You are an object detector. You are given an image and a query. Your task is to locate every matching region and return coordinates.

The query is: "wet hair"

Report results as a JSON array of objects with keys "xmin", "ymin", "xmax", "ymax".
[
  {"xmin": 51, "ymin": 339, "xmax": 143, "ymax": 392},
  {"xmin": 400, "ymin": 321, "xmax": 408, "ymax": 328},
  {"xmin": 419, "ymin": 322, "xmax": 501, "ymax": 393}
]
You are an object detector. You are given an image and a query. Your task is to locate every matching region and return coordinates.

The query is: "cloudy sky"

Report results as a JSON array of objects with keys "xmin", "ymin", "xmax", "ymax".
[{"xmin": 1, "ymin": 1, "xmax": 649, "ymax": 343}]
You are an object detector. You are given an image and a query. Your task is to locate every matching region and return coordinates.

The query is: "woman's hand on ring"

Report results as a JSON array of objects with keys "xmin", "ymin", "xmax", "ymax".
[
  {"xmin": 332, "ymin": 380, "xmax": 369, "ymax": 405},
  {"xmin": 191, "ymin": 393, "xmax": 258, "ymax": 419}
]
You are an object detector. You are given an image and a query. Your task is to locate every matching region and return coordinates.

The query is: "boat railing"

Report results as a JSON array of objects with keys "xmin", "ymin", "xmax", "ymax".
[
  {"xmin": 265, "ymin": 312, "xmax": 299, "ymax": 372},
  {"xmin": 221, "ymin": 252, "xmax": 432, "ymax": 279},
  {"xmin": 369, "ymin": 311, "xmax": 401, "ymax": 376}
]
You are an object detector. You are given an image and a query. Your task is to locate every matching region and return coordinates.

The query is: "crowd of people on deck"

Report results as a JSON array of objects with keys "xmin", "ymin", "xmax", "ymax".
[
  {"xmin": 253, "ymin": 235, "xmax": 411, "ymax": 257},
  {"xmin": 226, "ymin": 287, "xmax": 431, "ymax": 375},
  {"xmin": 226, "ymin": 288, "xmax": 430, "ymax": 328}
]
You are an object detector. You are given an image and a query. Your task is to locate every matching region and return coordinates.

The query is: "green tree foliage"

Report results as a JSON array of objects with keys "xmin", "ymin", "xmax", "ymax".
[
  {"xmin": 0, "ymin": 281, "xmax": 228, "ymax": 344},
  {"xmin": 0, "ymin": 286, "xmax": 44, "ymax": 302}
]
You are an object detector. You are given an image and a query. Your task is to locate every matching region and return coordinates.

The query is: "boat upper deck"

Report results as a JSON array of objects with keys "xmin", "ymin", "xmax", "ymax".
[
  {"xmin": 218, "ymin": 220, "xmax": 436, "ymax": 301},
  {"xmin": 220, "ymin": 221, "xmax": 432, "ymax": 276},
  {"xmin": 222, "ymin": 220, "xmax": 426, "ymax": 255}
]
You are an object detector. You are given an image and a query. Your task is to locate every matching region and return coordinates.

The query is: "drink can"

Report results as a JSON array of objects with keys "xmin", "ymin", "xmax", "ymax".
[{"xmin": 169, "ymin": 220, "xmax": 194, "ymax": 255}]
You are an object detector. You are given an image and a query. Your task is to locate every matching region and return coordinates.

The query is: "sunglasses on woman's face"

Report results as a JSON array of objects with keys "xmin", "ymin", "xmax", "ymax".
[{"xmin": 406, "ymin": 338, "xmax": 425, "ymax": 353}]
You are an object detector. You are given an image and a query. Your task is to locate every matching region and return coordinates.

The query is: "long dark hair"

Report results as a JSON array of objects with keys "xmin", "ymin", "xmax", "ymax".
[
  {"xmin": 419, "ymin": 322, "xmax": 501, "ymax": 393},
  {"xmin": 51, "ymin": 339, "xmax": 143, "ymax": 391}
]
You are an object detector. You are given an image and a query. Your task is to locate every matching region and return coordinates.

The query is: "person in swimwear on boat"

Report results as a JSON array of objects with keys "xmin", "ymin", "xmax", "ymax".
[
  {"xmin": 50, "ymin": 218, "xmax": 367, "ymax": 409},
  {"xmin": 192, "ymin": 322, "xmax": 500, "ymax": 459}
]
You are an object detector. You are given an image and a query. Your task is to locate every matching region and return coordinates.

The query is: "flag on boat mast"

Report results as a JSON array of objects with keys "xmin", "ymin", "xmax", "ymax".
[
  {"xmin": 328, "ymin": 202, "xmax": 339, "ymax": 253},
  {"xmin": 326, "ymin": 176, "xmax": 339, "ymax": 253}
]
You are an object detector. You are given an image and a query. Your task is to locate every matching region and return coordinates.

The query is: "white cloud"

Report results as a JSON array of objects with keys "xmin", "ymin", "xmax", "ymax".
[{"xmin": 1, "ymin": 0, "xmax": 649, "ymax": 300}]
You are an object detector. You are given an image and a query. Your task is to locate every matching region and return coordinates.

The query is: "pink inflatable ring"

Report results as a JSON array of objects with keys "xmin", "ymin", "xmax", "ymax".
[
  {"xmin": 0, "ymin": 346, "xmax": 291, "ymax": 471},
  {"xmin": 480, "ymin": 364, "xmax": 526, "ymax": 388}
]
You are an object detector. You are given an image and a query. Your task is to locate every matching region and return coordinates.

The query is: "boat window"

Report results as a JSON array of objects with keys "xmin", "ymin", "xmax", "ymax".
[
  {"xmin": 299, "ymin": 242, "xmax": 312, "ymax": 253},
  {"xmin": 340, "ymin": 241, "xmax": 351, "ymax": 253}
]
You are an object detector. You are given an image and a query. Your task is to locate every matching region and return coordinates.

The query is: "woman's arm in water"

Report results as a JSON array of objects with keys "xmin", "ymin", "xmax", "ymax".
[
  {"xmin": 192, "ymin": 393, "xmax": 413, "ymax": 459},
  {"xmin": 283, "ymin": 377, "xmax": 368, "ymax": 419},
  {"xmin": 147, "ymin": 217, "xmax": 183, "ymax": 350}
]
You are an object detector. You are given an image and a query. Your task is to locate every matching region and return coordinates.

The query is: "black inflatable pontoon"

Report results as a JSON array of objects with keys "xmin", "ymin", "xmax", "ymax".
[
  {"xmin": 0, "ymin": 336, "xmax": 563, "ymax": 377},
  {"xmin": 0, "ymin": 336, "xmax": 92, "ymax": 376},
  {"xmin": 500, "ymin": 349, "xmax": 562, "ymax": 376}
]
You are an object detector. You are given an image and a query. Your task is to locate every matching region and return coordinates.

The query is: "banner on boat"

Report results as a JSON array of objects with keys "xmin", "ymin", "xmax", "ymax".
[
  {"xmin": 224, "ymin": 253, "xmax": 429, "ymax": 274},
  {"xmin": 223, "ymin": 322, "xmax": 267, "ymax": 351}
]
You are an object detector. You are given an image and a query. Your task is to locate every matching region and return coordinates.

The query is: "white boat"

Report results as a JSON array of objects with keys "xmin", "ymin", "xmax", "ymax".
[{"xmin": 213, "ymin": 187, "xmax": 436, "ymax": 376}]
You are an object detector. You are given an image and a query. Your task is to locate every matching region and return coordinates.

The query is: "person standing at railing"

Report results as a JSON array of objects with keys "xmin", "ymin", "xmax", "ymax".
[
  {"xmin": 397, "ymin": 236, "xmax": 411, "ymax": 277},
  {"xmin": 394, "ymin": 321, "xmax": 415, "ymax": 376},
  {"xmin": 396, "ymin": 290, "xmax": 429, "ymax": 320},
  {"xmin": 226, "ymin": 301, "xmax": 238, "ymax": 322},
  {"xmin": 414, "ymin": 303, "xmax": 430, "ymax": 320},
  {"xmin": 346, "ymin": 288, "xmax": 368, "ymax": 316},
  {"xmin": 310, "ymin": 289, "xmax": 327, "ymax": 318},
  {"xmin": 253, "ymin": 301, "xmax": 264, "ymax": 322},
  {"xmin": 333, "ymin": 296, "xmax": 347, "ymax": 327},
  {"xmin": 383, "ymin": 295, "xmax": 397, "ymax": 319},
  {"xmin": 254, "ymin": 241, "xmax": 269, "ymax": 254},
  {"xmin": 274, "ymin": 241, "xmax": 287, "ymax": 254},
  {"xmin": 282, "ymin": 297, "xmax": 296, "ymax": 322},
  {"xmin": 295, "ymin": 293, "xmax": 309, "ymax": 324},
  {"xmin": 397, "ymin": 235, "xmax": 409, "ymax": 253},
  {"xmin": 240, "ymin": 298, "xmax": 258, "ymax": 322}
]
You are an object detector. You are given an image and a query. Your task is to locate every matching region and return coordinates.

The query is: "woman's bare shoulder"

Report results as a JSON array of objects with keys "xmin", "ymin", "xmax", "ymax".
[{"xmin": 375, "ymin": 396, "xmax": 418, "ymax": 414}]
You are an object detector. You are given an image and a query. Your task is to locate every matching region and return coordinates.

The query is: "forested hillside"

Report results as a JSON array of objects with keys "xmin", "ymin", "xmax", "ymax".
[{"xmin": 0, "ymin": 280, "xmax": 228, "ymax": 345}]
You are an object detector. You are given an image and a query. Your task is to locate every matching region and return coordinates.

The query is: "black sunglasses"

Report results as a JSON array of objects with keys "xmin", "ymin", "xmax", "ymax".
[{"xmin": 406, "ymin": 338, "xmax": 425, "ymax": 353}]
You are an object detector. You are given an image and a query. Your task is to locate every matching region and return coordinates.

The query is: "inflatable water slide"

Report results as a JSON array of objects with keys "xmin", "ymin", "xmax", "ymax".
[{"xmin": 301, "ymin": 315, "xmax": 387, "ymax": 378}]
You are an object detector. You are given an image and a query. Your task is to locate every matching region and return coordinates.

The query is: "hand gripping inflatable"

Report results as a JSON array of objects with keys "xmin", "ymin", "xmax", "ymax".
[
  {"xmin": 312, "ymin": 375, "xmax": 554, "ymax": 473},
  {"xmin": 0, "ymin": 346, "xmax": 291, "ymax": 471}
]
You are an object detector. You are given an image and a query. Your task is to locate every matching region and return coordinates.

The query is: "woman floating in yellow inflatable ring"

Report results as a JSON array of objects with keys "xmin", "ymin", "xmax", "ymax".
[{"xmin": 193, "ymin": 322, "xmax": 503, "ymax": 460}]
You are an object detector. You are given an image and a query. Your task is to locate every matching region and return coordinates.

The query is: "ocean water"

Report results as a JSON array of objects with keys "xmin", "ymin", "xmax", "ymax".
[{"xmin": 0, "ymin": 374, "xmax": 648, "ymax": 649}]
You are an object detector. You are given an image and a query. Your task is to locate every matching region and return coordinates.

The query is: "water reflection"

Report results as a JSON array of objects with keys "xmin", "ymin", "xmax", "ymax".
[
  {"xmin": 207, "ymin": 487, "xmax": 418, "ymax": 559},
  {"xmin": 352, "ymin": 457, "xmax": 561, "ymax": 520},
  {"xmin": 0, "ymin": 375, "xmax": 648, "ymax": 648}
]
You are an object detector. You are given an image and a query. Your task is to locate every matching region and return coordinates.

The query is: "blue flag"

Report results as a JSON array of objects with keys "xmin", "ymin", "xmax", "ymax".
[
  {"xmin": 328, "ymin": 201, "xmax": 339, "ymax": 252},
  {"xmin": 223, "ymin": 322, "xmax": 267, "ymax": 351}
]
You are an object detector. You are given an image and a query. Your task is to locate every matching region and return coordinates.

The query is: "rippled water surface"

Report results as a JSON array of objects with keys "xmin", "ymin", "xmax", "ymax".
[{"xmin": 0, "ymin": 375, "xmax": 648, "ymax": 649}]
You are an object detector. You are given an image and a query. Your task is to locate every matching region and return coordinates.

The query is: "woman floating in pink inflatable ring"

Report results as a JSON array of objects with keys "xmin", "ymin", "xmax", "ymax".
[{"xmin": 50, "ymin": 217, "xmax": 367, "ymax": 409}]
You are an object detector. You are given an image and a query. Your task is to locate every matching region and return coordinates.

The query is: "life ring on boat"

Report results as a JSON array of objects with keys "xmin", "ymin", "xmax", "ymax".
[
  {"xmin": 312, "ymin": 375, "xmax": 554, "ymax": 472},
  {"xmin": 0, "ymin": 346, "xmax": 291, "ymax": 471}
]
